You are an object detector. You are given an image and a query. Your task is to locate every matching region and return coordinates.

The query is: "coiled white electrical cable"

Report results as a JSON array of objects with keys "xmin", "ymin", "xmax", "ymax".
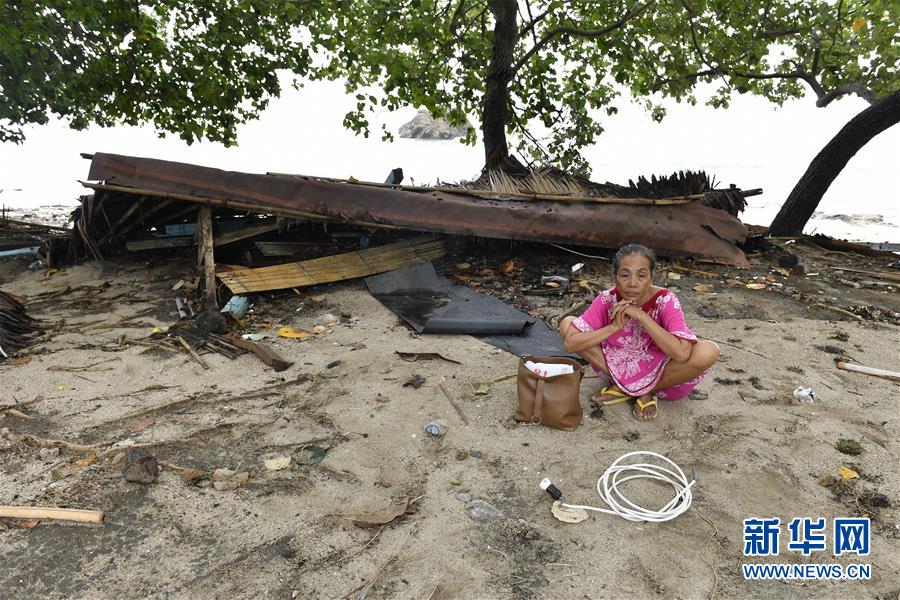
[{"xmin": 558, "ymin": 451, "xmax": 695, "ymax": 522}]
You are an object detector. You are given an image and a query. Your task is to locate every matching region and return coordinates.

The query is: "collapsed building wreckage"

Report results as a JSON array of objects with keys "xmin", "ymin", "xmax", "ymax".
[
  {"xmin": 53, "ymin": 152, "xmax": 755, "ymax": 279},
  {"xmin": 7, "ymin": 152, "xmax": 762, "ymax": 363}
]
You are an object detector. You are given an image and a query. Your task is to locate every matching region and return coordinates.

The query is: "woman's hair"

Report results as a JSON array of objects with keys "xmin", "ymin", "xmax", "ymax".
[{"xmin": 613, "ymin": 244, "xmax": 657, "ymax": 274}]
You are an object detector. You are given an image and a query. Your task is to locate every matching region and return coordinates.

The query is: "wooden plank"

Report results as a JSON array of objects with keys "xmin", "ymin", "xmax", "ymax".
[
  {"xmin": 828, "ymin": 266, "xmax": 900, "ymax": 283},
  {"xmin": 126, "ymin": 236, "xmax": 193, "ymax": 251},
  {"xmin": 213, "ymin": 220, "xmax": 279, "ymax": 247},
  {"xmin": 197, "ymin": 206, "xmax": 218, "ymax": 309},
  {"xmin": 216, "ymin": 237, "xmax": 446, "ymax": 293}
]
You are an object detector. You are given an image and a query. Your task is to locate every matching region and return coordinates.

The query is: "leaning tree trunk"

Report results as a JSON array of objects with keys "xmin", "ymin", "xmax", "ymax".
[
  {"xmin": 769, "ymin": 89, "xmax": 900, "ymax": 236},
  {"xmin": 482, "ymin": 0, "xmax": 518, "ymax": 171}
]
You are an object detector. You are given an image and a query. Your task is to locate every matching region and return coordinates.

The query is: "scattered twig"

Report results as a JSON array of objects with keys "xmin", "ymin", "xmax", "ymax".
[
  {"xmin": 46, "ymin": 357, "xmax": 120, "ymax": 372},
  {"xmin": 177, "ymin": 336, "xmax": 209, "ymax": 369},
  {"xmin": 343, "ymin": 529, "xmax": 416, "ymax": 599},
  {"xmin": 809, "ymin": 303, "xmax": 864, "ymax": 321},
  {"xmin": 0, "ymin": 397, "xmax": 43, "ymax": 412},
  {"xmin": 439, "ymin": 383, "xmax": 469, "ymax": 425},
  {"xmin": 4, "ymin": 409, "xmax": 33, "ymax": 420},
  {"xmin": 705, "ymin": 337, "xmax": 768, "ymax": 360},
  {"xmin": 328, "ymin": 526, "xmax": 385, "ymax": 566}
]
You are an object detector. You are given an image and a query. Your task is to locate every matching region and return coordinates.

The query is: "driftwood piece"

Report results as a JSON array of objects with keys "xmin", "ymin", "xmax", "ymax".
[
  {"xmin": 123, "ymin": 447, "xmax": 159, "ymax": 483},
  {"xmin": 0, "ymin": 506, "xmax": 104, "ymax": 524},
  {"xmin": 809, "ymin": 303, "xmax": 864, "ymax": 321},
  {"xmin": 835, "ymin": 360, "xmax": 900, "ymax": 383},
  {"xmin": 439, "ymin": 383, "xmax": 469, "ymax": 426},
  {"xmin": 223, "ymin": 333, "xmax": 293, "ymax": 372},
  {"xmin": 828, "ymin": 266, "xmax": 900, "ymax": 284}
]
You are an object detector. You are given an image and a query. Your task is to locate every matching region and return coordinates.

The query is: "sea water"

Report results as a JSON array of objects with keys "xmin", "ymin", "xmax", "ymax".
[{"xmin": 1, "ymin": 80, "xmax": 896, "ymax": 243}]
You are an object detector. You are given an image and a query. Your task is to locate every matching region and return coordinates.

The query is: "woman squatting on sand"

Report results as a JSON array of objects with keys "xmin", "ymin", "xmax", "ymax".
[{"xmin": 559, "ymin": 244, "xmax": 720, "ymax": 421}]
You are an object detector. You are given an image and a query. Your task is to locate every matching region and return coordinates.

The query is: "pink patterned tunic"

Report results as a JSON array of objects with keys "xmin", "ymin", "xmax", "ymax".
[{"xmin": 570, "ymin": 287, "xmax": 709, "ymax": 400}]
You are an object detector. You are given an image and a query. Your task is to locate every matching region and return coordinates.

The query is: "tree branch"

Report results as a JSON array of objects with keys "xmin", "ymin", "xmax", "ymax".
[
  {"xmin": 510, "ymin": 2, "xmax": 649, "ymax": 76},
  {"xmin": 816, "ymin": 83, "xmax": 880, "ymax": 107}
]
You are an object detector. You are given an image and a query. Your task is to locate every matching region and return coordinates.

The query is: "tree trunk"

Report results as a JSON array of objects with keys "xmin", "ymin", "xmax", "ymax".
[
  {"xmin": 482, "ymin": 0, "xmax": 518, "ymax": 171},
  {"xmin": 769, "ymin": 89, "xmax": 900, "ymax": 236}
]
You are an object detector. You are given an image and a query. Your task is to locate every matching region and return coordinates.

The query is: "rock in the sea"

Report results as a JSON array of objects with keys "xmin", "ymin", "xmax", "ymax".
[{"xmin": 399, "ymin": 109, "xmax": 469, "ymax": 140}]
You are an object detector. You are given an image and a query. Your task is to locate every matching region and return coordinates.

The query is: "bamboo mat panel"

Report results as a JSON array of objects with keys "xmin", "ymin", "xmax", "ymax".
[{"xmin": 216, "ymin": 237, "xmax": 446, "ymax": 293}]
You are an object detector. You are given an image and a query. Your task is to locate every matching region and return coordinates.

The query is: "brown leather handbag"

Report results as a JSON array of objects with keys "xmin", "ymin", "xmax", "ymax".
[{"xmin": 515, "ymin": 355, "xmax": 584, "ymax": 430}]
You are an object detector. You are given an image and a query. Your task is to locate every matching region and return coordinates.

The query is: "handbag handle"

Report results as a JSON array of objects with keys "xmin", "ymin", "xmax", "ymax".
[{"xmin": 531, "ymin": 378, "xmax": 544, "ymax": 424}]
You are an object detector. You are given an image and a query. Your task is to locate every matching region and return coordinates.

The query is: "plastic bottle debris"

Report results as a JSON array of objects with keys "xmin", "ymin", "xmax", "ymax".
[
  {"xmin": 424, "ymin": 421, "xmax": 447, "ymax": 437},
  {"xmin": 541, "ymin": 275, "xmax": 570, "ymax": 288},
  {"xmin": 793, "ymin": 386, "xmax": 816, "ymax": 404},
  {"xmin": 314, "ymin": 313, "xmax": 339, "ymax": 327},
  {"xmin": 220, "ymin": 295, "xmax": 249, "ymax": 319}
]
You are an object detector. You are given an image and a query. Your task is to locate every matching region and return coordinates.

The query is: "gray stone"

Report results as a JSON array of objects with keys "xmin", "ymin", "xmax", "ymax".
[
  {"xmin": 399, "ymin": 109, "xmax": 469, "ymax": 140},
  {"xmin": 465, "ymin": 498, "xmax": 503, "ymax": 521},
  {"xmin": 123, "ymin": 447, "xmax": 158, "ymax": 484}
]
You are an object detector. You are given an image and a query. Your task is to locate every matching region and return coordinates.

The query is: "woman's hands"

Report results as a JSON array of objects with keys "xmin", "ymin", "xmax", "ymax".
[
  {"xmin": 611, "ymin": 300, "xmax": 634, "ymax": 330},
  {"xmin": 611, "ymin": 300, "xmax": 650, "ymax": 331}
]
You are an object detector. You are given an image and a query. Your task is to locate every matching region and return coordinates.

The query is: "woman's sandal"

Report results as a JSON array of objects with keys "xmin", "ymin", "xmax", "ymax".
[
  {"xmin": 632, "ymin": 397, "xmax": 658, "ymax": 421},
  {"xmin": 595, "ymin": 386, "xmax": 634, "ymax": 406}
]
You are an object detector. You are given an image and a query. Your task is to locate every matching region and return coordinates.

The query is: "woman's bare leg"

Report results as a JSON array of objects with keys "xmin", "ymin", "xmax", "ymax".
[{"xmin": 653, "ymin": 341, "xmax": 720, "ymax": 390}]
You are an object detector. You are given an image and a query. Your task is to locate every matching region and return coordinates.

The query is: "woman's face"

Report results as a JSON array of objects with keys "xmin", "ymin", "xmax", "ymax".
[{"xmin": 615, "ymin": 253, "xmax": 653, "ymax": 302}]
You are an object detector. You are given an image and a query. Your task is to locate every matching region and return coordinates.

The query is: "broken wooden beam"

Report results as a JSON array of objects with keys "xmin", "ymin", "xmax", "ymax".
[
  {"xmin": 216, "ymin": 236, "xmax": 447, "ymax": 294},
  {"xmin": 213, "ymin": 220, "xmax": 279, "ymax": 247},
  {"xmin": 223, "ymin": 333, "xmax": 293, "ymax": 372}
]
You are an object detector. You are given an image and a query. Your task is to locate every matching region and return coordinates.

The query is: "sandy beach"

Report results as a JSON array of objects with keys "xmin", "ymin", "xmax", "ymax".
[{"xmin": 1, "ymin": 238, "xmax": 898, "ymax": 599}]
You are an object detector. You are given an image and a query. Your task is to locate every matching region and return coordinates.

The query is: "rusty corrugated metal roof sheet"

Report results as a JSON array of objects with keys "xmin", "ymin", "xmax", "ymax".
[{"xmin": 85, "ymin": 152, "xmax": 749, "ymax": 265}]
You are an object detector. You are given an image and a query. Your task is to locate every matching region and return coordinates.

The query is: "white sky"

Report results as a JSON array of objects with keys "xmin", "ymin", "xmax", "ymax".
[{"xmin": 1, "ymin": 79, "xmax": 897, "ymax": 241}]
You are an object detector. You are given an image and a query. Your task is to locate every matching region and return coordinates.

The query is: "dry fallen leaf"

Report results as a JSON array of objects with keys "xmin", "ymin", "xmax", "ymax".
[
  {"xmin": 350, "ymin": 497, "xmax": 414, "ymax": 528},
  {"xmin": 775, "ymin": 268, "xmax": 792, "ymax": 277},
  {"xmin": 667, "ymin": 272, "xmax": 682, "ymax": 281},
  {"xmin": 180, "ymin": 469, "xmax": 206, "ymax": 484},
  {"xmin": 746, "ymin": 283, "xmax": 766, "ymax": 290},
  {"xmin": 693, "ymin": 283, "xmax": 715, "ymax": 293},
  {"xmin": 0, "ymin": 518, "xmax": 39, "ymax": 530},
  {"xmin": 73, "ymin": 454, "xmax": 97, "ymax": 469},
  {"xmin": 278, "ymin": 327, "xmax": 311, "ymax": 339},
  {"xmin": 838, "ymin": 466, "xmax": 859, "ymax": 480},
  {"xmin": 455, "ymin": 263, "xmax": 471, "ymax": 270},
  {"xmin": 500, "ymin": 259, "xmax": 517, "ymax": 273},
  {"xmin": 551, "ymin": 501, "xmax": 588, "ymax": 524},
  {"xmin": 264, "ymin": 456, "xmax": 292, "ymax": 471},
  {"xmin": 10, "ymin": 357, "xmax": 31, "ymax": 366}
]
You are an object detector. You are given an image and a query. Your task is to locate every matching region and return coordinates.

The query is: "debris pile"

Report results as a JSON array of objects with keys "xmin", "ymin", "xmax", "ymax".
[
  {"xmin": 54, "ymin": 153, "xmax": 754, "ymax": 269},
  {"xmin": 0, "ymin": 291, "xmax": 42, "ymax": 359}
]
